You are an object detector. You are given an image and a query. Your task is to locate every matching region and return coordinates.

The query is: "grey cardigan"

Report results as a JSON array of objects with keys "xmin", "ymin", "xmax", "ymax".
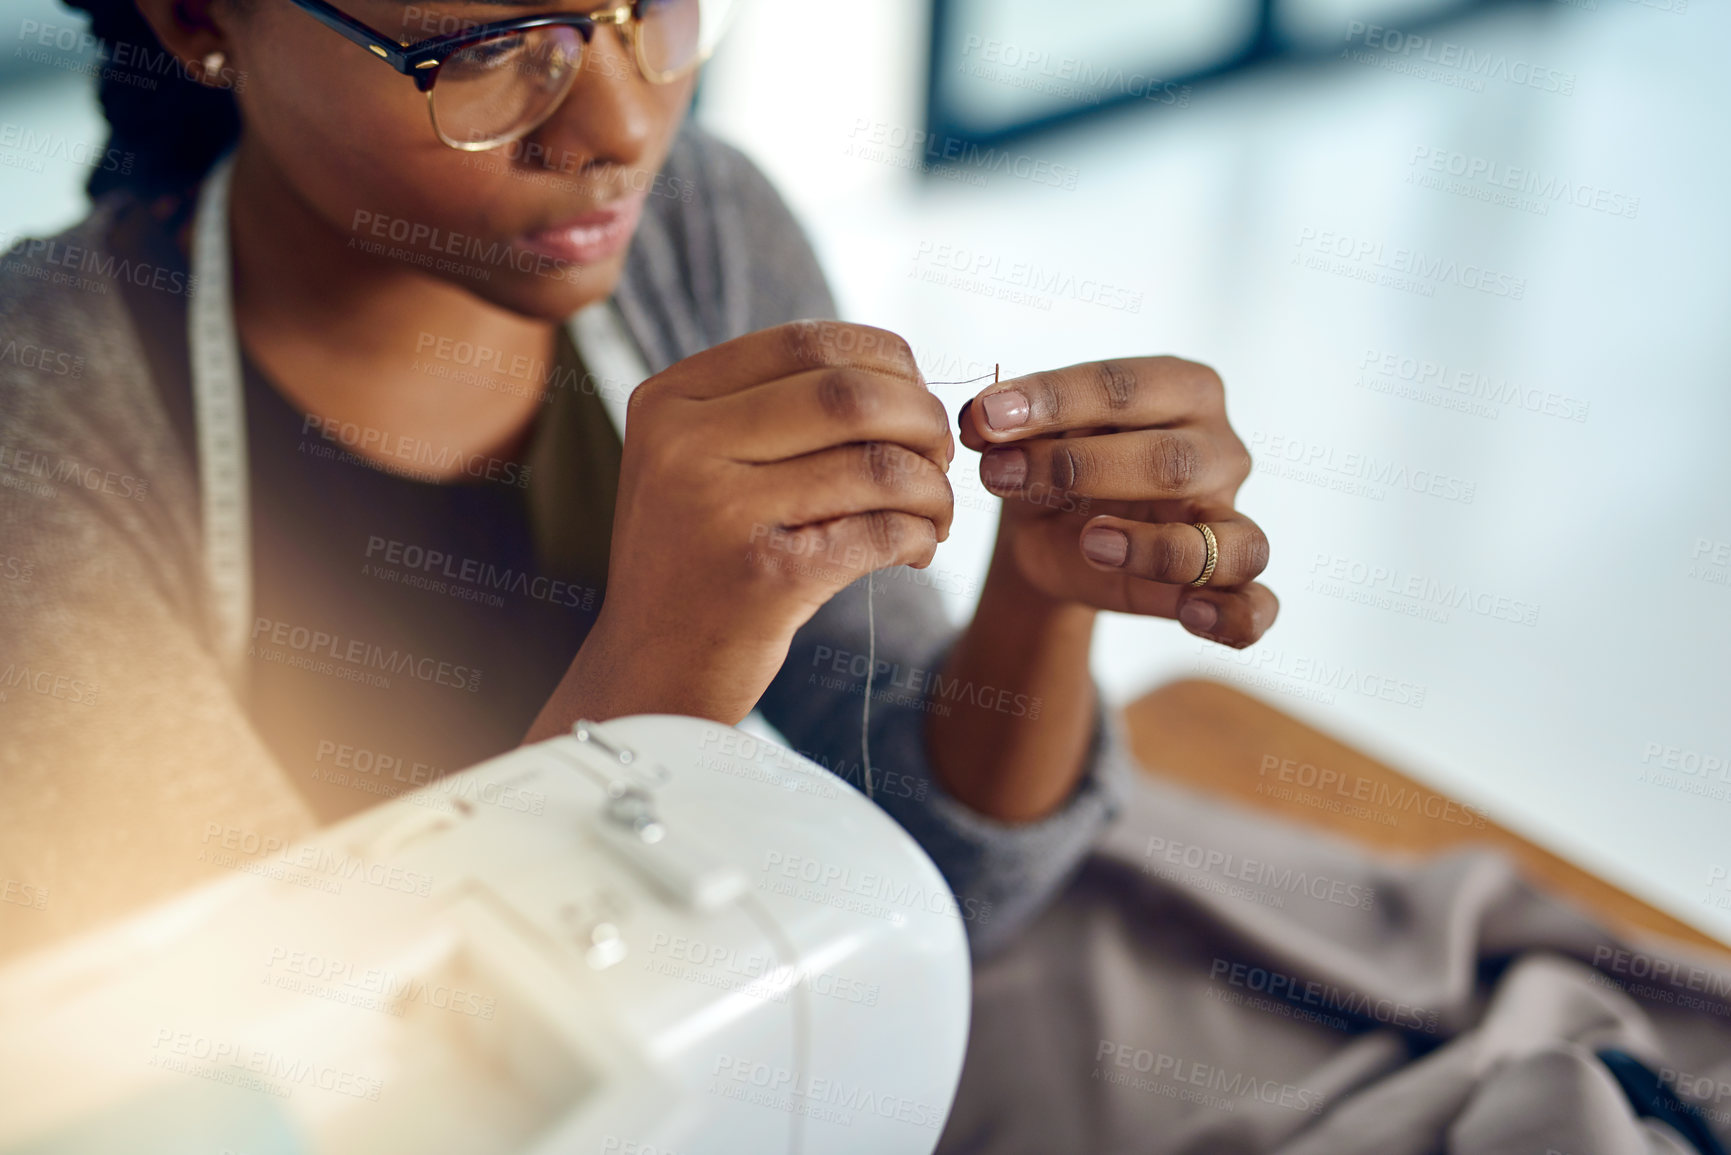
[{"xmin": 0, "ymin": 124, "xmax": 1132, "ymax": 963}]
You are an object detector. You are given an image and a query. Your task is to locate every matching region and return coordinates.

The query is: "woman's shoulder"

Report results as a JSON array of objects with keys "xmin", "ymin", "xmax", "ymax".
[
  {"xmin": 0, "ymin": 194, "xmax": 198, "ymax": 551},
  {"xmin": 0, "ymin": 195, "xmax": 175, "ymax": 332},
  {"xmin": 0, "ymin": 195, "xmax": 172, "ymax": 413}
]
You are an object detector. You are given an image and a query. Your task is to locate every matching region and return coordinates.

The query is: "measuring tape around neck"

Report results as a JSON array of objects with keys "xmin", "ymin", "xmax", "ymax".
[{"xmin": 187, "ymin": 155, "xmax": 649, "ymax": 682}]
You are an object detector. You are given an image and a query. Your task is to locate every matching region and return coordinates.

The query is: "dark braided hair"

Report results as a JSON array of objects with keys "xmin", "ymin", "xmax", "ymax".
[{"xmin": 60, "ymin": 0, "xmax": 243, "ymax": 201}]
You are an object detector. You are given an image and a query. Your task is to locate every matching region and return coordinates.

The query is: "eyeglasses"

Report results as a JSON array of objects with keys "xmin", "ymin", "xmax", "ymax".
[{"xmin": 283, "ymin": 0, "xmax": 730, "ymax": 151}]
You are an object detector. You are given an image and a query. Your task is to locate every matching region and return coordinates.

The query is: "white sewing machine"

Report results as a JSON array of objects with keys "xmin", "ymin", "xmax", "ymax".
[{"xmin": 0, "ymin": 715, "xmax": 971, "ymax": 1154}]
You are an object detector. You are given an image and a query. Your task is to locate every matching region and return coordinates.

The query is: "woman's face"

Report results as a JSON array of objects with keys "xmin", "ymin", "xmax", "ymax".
[{"xmin": 220, "ymin": 0, "xmax": 697, "ymax": 319}]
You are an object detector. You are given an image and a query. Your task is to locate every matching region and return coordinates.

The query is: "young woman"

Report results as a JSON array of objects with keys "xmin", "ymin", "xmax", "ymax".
[{"xmin": 0, "ymin": 0, "xmax": 1275, "ymax": 964}]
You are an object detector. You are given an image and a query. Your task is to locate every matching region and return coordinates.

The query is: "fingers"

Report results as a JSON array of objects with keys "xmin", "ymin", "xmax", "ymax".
[
  {"xmin": 758, "ymin": 441, "xmax": 955, "ymax": 544},
  {"xmin": 957, "ymin": 356, "xmax": 1223, "ymax": 450},
  {"xmin": 643, "ymin": 320, "xmax": 922, "ymax": 404},
  {"xmin": 1176, "ymin": 582, "xmax": 1280, "ymax": 649},
  {"xmin": 709, "ymin": 365, "xmax": 954, "ymax": 473},
  {"xmin": 753, "ymin": 512, "xmax": 941, "ymax": 579},
  {"xmin": 979, "ymin": 427, "xmax": 1247, "ymax": 503},
  {"xmin": 1009, "ymin": 516, "xmax": 1278, "ymax": 647},
  {"xmin": 1077, "ymin": 514, "xmax": 1270, "ymax": 589}
]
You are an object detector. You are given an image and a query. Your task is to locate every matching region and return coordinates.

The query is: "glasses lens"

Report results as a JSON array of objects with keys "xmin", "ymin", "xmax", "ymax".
[
  {"xmin": 635, "ymin": 0, "xmax": 702, "ymax": 81},
  {"xmin": 430, "ymin": 24, "xmax": 584, "ymax": 150}
]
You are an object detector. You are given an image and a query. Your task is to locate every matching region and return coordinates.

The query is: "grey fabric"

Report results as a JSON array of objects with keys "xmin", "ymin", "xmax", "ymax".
[
  {"xmin": 0, "ymin": 123, "xmax": 1125, "ymax": 963},
  {"xmin": 937, "ymin": 773, "xmax": 1731, "ymax": 1154}
]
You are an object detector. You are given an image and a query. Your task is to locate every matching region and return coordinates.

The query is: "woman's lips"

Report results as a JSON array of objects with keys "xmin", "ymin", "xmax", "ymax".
[{"xmin": 516, "ymin": 189, "xmax": 648, "ymax": 266}]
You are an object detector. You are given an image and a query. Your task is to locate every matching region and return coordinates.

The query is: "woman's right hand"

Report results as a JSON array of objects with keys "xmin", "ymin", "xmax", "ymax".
[{"xmin": 524, "ymin": 321, "xmax": 955, "ymax": 738}]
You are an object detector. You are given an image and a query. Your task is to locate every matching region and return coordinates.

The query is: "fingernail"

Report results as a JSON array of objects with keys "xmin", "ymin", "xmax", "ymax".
[
  {"xmin": 980, "ymin": 448, "xmax": 1027, "ymax": 491},
  {"xmin": 1081, "ymin": 527, "xmax": 1128, "ymax": 567},
  {"xmin": 1179, "ymin": 600, "xmax": 1218, "ymax": 635},
  {"xmin": 981, "ymin": 390, "xmax": 1030, "ymax": 432}
]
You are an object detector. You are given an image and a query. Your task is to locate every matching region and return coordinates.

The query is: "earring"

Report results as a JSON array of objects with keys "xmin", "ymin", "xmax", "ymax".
[{"xmin": 201, "ymin": 50, "xmax": 226, "ymax": 81}]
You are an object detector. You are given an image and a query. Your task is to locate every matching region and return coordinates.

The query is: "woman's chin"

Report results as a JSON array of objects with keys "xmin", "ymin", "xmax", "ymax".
[{"xmin": 454, "ymin": 253, "xmax": 630, "ymax": 322}]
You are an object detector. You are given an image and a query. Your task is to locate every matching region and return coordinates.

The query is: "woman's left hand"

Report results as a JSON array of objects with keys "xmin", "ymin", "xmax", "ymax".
[{"xmin": 959, "ymin": 356, "xmax": 1277, "ymax": 648}]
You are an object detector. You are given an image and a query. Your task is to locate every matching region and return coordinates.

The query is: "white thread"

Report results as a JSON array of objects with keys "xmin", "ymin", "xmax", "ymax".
[
  {"xmin": 862, "ymin": 569, "xmax": 875, "ymax": 801},
  {"xmin": 857, "ymin": 365, "xmax": 995, "ymax": 804}
]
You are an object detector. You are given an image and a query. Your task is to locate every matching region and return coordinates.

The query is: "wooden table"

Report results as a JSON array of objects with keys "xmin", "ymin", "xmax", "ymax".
[{"xmin": 1122, "ymin": 678, "xmax": 1728, "ymax": 955}]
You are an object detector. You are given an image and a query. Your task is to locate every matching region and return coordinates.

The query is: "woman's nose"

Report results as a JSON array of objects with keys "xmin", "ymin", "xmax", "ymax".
[{"xmin": 526, "ymin": 24, "xmax": 658, "ymax": 186}]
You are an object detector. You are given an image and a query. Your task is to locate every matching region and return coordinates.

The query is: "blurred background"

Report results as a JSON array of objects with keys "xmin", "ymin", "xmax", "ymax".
[{"xmin": 4, "ymin": 0, "xmax": 1727, "ymax": 939}]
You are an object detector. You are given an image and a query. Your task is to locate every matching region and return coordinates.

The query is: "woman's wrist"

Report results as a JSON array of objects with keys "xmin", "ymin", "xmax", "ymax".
[
  {"xmin": 523, "ymin": 615, "xmax": 636, "ymax": 742},
  {"xmin": 523, "ymin": 607, "xmax": 793, "ymax": 744},
  {"xmin": 924, "ymin": 528, "xmax": 1101, "ymax": 823}
]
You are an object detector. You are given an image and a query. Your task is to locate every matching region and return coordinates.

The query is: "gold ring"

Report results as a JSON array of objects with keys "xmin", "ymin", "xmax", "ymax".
[{"xmin": 1190, "ymin": 523, "xmax": 1218, "ymax": 587}]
